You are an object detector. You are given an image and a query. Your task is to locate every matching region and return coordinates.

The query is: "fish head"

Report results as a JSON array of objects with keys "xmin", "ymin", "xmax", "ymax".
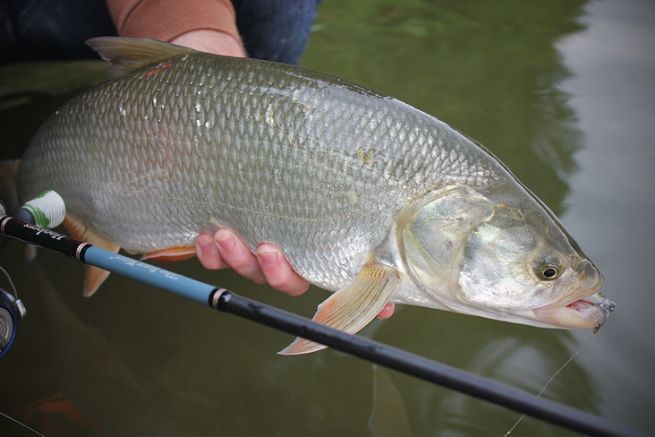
[{"xmin": 397, "ymin": 185, "xmax": 609, "ymax": 330}]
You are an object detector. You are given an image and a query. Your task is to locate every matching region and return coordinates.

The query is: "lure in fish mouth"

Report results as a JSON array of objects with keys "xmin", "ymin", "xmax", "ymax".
[{"xmin": 533, "ymin": 288, "xmax": 615, "ymax": 332}]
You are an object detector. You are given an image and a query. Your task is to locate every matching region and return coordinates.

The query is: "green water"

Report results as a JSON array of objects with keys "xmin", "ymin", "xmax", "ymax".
[{"xmin": 1, "ymin": 0, "xmax": 653, "ymax": 435}]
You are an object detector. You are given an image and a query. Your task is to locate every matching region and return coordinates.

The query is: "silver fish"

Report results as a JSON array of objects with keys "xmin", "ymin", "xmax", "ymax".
[{"xmin": 17, "ymin": 37, "xmax": 608, "ymax": 354}]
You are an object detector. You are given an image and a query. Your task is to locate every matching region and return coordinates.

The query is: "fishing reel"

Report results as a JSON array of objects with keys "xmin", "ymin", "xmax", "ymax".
[
  {"xmin": 0, "ymin": 199, "xmax": 25, "ymax": 357},
  {"xmin": 0, "ymin": 268, "xmax": 25, "ymax": 358},
  {"xmin": 0, "ymin": 191, "xmax": 65, "ymax": 358}
]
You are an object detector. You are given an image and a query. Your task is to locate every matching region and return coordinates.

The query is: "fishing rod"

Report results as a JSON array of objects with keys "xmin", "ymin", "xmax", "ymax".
[{"xmin": 0, "ymin": 193, "xmax": 643, "ymax": 437}]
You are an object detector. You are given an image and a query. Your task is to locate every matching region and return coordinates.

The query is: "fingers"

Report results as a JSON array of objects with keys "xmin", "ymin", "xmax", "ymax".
[
  {"xmin": 212, "ymin": 229, "xmax": 267, "ymax": 284},
  {"xmin": 256, "ymin": 244, "xmax": 310, "ymax": 296},
  {"xmin": 195, "ymin": 233, "xmax": 225, "ymax": 269},
  {"xmin": 197, "ymin": 229, "xmax": 308, "ymax": 294},
  {"xmin": 196, "ymin": 230, "xmax": 389, "ymax": 319},
  {"xmin": 377, "ymin": 302, "xmax": 395, "ymax": 319}
]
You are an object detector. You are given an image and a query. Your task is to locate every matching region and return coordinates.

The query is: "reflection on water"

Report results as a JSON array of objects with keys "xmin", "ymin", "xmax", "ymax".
[
  {"xmin": 0, "ymin": 0, "xmax": 637, "ymax": 434},
  {"xmin": 370, "ymin": 309, "xmax": 595, "ymax": 435},
  {"xmin": 303, "ymin": 0, "xmax": 587, "ymax": 212},
  {"xmin": 368, "ymin": 365, "xmax": 411, "ymax": 436},
  {"xmin": 0, "ymin": 61, "xmax": 106, "ymax": 158}
]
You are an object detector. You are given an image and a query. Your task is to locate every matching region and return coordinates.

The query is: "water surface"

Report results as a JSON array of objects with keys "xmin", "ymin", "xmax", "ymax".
[{"xmin": 1, "ymin": 0, "xmax": 653, "ymax": 435}]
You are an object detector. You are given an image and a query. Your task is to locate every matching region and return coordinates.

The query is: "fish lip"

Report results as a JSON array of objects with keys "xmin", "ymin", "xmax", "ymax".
[
  {"xmin": 533, "ymin": 287, "xmax": 615, "ymax": 330},
  {"xmin": 535, "ymin": 277, "xmax": 603, "ymax": 312}
]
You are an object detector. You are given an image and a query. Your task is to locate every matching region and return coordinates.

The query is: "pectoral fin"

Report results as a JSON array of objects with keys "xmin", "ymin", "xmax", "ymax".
[
  {"xmin": 279, "ymin": 263, "xmax": 400, "ymax": 355},
  {"xmin": 63, "ymin": 215, "xmax": 120, "ymax": 297}
]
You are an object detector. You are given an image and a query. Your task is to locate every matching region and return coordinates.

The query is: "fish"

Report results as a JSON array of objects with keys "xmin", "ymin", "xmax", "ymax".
[{"xmin": 15, "ymin": 37, "xmax": 611, "ymax": 354}]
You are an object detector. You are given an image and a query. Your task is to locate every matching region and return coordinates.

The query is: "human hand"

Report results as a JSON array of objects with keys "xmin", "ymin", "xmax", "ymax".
[
  {"xmin": 195, "ymin": 229, "xmax": 395, "ymax": 319},
  {"xmin": 196, "ymin": 229, "xmax": 309, "ymax": 296}
]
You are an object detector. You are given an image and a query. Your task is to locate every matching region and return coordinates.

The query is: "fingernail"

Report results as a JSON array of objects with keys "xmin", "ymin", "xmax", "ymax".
[
  {"xmin": 215, "ymin": 230, "xmax": 235, "ymax": 250},
  {"xmin": 257, "ymin": 245, "xmax": 279, "ymax": 267},
  {"xmin": 377, "ymin": 302, "xmax": 395, "ymax": 320},
  {"xmin": 197, "ymin": 234, "xmax": 213, "ymax": 252}
]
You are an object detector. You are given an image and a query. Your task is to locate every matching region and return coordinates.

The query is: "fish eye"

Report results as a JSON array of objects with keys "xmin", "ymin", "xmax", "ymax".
[
  {"xmin": 535, "ymin": 258, "xmax": 561, "ymax": 280},
  {"xmin": 542, "ymin": 267, "xmax": 558, "ymax": 279}
]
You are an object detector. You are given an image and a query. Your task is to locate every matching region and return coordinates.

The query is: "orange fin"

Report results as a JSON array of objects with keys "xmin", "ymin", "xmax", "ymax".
[
  {"xmin": 279, "ymin": 263, "xmax": 400, "ymax": 356},
  {"xmin": 86, "ymin": 37, "xmax": 194, "ymax": 79},
  {"xmin": 141, "ymin": 246, "xmax": 196, "ymax": 262},
  {"xmin": 83, "ymin": 265, "xmax": 113, "ymax": 298},
  {"xmin": 63, "ymin": 215, "xmax": 120, "ymax": 297},
  {"xmin": 24, "ymin": 244, "xmax": 37, "ymax": 261}
]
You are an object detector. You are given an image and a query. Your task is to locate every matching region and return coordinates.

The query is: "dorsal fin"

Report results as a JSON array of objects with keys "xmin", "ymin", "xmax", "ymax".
[{"xmin": 86, "ymin": 37, "xmax": 195, "ymax": 78}]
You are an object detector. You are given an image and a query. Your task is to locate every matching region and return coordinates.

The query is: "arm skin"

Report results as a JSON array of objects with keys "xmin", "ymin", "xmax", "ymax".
[{"xmin": 171, "ymin": 29, "xmax": 245, "ymax": 57}]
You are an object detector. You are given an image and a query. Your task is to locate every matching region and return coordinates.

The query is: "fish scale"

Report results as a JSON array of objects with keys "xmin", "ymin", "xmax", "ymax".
[{"xmin": 18, "ymin": 47, "xmax": 505, "ymax": 292}]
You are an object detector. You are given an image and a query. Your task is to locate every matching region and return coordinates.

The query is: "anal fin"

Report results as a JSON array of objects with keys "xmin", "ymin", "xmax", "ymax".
[
  {"xmin": 279, "ymin": 263, "xmax": 400, "ymax": 355},
  {"xmin": 63, "ymin": 215, "xmax": 120, "ymax": 297},
  {"xmin": 141, "ymin": 246, "xmax": 196, "ymax": 262}
]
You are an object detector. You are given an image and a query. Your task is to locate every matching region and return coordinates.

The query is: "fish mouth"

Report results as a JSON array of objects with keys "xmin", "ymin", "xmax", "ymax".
[{"xmin": 533, "ymin": 290, "xmax": 615, "ymax": 331}]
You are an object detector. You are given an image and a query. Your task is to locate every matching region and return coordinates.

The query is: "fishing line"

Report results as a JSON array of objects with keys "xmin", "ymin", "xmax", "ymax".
[
  {"xmin": 0, "ymin": 266, "xmax": 18, "ymax": 300},
  {"xmin": 0, "ymin": 264, "xmax": 26, "ymax": 358},
  {"xmin": 503, "ymin": 329, "xmax": 603, "ymax": 436},
  {"xmin": 0, "ymin": 410, "xmax": 46, "ymax": 437}
]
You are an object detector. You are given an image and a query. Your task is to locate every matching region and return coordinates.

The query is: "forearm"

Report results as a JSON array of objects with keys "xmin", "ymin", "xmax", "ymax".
[{"xmin": 106, "ymin": 0, "xmax": 245, "ymax": 56}]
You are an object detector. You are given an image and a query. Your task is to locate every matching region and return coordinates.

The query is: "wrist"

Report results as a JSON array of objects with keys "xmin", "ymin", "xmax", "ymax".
[{"xmin": 171, "ymin": 29, "xmax": 246, "ymax": 57}]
